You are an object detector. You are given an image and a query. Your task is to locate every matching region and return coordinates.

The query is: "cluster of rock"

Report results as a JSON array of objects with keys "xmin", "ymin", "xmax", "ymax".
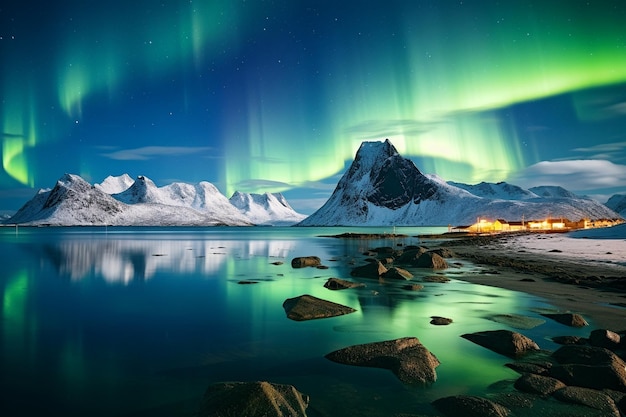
[
  {"xmin": 350, "ymin": 244, "xmax": 453, "ymax": 282},
  {"xmin": 433, "ymin": 327, "xmax": 626, "ymax": 417}
]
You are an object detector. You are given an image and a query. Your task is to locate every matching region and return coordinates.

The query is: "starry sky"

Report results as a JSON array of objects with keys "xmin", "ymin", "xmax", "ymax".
[{"xmin": 1, "ymin": 0, "xmax": 626, "ymax": 214}]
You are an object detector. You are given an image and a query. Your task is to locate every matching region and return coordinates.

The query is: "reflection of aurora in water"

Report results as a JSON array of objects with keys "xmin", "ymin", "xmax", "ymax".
[{"xmin": 0, "ymin": 227, "xmax": 593, "ymax": 416}]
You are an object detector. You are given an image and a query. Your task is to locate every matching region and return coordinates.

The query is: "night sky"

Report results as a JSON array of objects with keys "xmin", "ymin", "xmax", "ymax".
[{"xmin": 1, "ymin": 1, "xmax": 626, "ymax": 214}]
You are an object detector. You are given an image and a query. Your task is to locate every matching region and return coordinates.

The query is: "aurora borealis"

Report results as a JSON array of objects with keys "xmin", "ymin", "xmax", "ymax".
[{"xmin": 1, "ymin": 1, "xmax": 626, "ymax": 213}]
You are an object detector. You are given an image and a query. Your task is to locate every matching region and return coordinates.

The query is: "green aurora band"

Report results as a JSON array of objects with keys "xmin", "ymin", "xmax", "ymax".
[{"xmin": 1, "ymin": 1, "xmax": 625, "ymax": 195}]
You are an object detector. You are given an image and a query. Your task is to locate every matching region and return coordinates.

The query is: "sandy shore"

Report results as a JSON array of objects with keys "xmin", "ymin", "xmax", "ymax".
[{"xmin": 431, "ymin": 233, "xmax": 626, "ymax": 331}]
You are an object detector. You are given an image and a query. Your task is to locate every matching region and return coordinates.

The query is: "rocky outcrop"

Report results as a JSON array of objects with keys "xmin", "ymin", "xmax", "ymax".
[
  {"xmin": 291, "ymin": 256, "xmax": 322, "ymax": 268},
  {"xmin": 350, "ymin": 260, "xmax": 388, "ymax": 278},
  {"xmin": 413, "ymin": 252, "xmax": 448, "ymax": 269},
  {"xmin": 589, "ymin": 329, "xmax": 621, "ymax": 350},
  {"xmin": 382, "ymin": 267, "xmax": 413, "ymax": 280},
  {"xmin": 325, "ymin": 337, "xmax": 440, "ymax": 385},
  {"xmin": 323, "ymin": 278, "xmax": 365, "ymax": 290},
  {"xmin": 198, "ymin": 381, "xmax": 309, "ymax": 417},
  {"xmin": 283, "ymin": 295, "xmax": 356, "ymax": 321},
  {"xmin": 461, "ymin": 330, "xmax": 540, "ymax": 358},
  {"xmin": 432, "ymin": 395, "xmax": 509, "ymax": 417}
]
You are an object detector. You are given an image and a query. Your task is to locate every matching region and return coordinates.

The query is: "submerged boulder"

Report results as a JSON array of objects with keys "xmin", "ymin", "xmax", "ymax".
[
  {"xmin": 432, "ymin": 395, "xmax": 509, "ymax": 417},
  {"xmin": 541, "ymin": 313, "xmax": 588, "ymax": 327},
  {"xmin": 461, "ymin": 330, "xmax": 540, "ymax": 358},
  {"xmin": 283, "ymin": 295, "xmax": 356, "ymax": 321},
  {"xmin": 325, "ymin": 337, "xmax": 440, "ymax": 385},
  {"xmin": 198, "ymin": 381, "xmax": 309, "ymax": 417},
  {"xmin": 549, "ymin": 347, "xmax": 626, "ymax": 392},
  {"xmin": 323, "ymin": 277, "xmax": 365, "ymax": 290}
]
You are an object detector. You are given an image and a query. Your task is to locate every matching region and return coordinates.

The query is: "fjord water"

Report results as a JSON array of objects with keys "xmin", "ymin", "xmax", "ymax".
[{"xmin": 1, "ymin": 227, "xmax": 588, "ymax": 416}]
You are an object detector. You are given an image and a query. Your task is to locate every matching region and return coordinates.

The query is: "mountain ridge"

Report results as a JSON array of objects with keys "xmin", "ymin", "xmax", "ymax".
[{"xmin": 6, "ymin": 174, "xmax": 304, "ymax": 226}]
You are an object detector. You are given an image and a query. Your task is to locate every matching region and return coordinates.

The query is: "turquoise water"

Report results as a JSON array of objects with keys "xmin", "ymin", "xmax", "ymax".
[{"xmin": 0, "ymin": 227, "xmax": 592, "ymax": 416}]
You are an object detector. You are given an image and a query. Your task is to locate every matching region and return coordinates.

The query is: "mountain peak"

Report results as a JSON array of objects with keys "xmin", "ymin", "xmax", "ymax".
[{"xmin": 299, "ymin": 139, "xmax": 620, "ymax": 226}]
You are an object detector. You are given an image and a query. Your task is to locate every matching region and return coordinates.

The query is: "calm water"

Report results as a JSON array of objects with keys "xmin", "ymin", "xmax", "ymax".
[{"xmin": 0, "ymin": 226, "xmax": 592, "ymax": 416}]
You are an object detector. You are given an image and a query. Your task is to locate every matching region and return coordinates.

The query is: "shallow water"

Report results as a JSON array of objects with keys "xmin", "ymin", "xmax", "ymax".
[{"xmin": 0, "ymin": 226, "xmax": 593, "ymax": 416}]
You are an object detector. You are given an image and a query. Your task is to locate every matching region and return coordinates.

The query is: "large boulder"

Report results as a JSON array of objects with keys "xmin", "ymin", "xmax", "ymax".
[
  {"xmin": 395, "ymin": 247, "xmax": 428, "ymax": 264},
  {"xmin": 350, "ymin": 260, "xmax": 388, "ymax": 278},
  {"xmin": 291, "ymin": 256, "xmax": 321, "ymax": 268},
  {"xmin": 550, "ymin": 345, "xmax": 626, "ymax": 391},
  {"xmin": 549, "ymin": 362, "xmax": 626, "ymax": 392},
  {"xmin": 589, "ymin": 329, "xmax": 621, "ymax": 350},
  {"xmin": 325, "ymin": 337, "xmax": 440, "ymax": 385},
  {"xmin": 552, "ymin": 345, "xmax": 622, "ymax": 365},
  {"xmin": 412, "ymin": 252, "xmax": 448, "ymax": 269},
  {"xmin": 198, "ymin": 381, "xmax": 309, "ymax": 417},
  {"xmin": 553, "ymin": 386, "xmax": 620, "ymax": 417},
  {"xmin": 283, "ymin": 295, "xmax": 356, "ymax": 321},
  {"xmin": 461, "ymin": 330, "xmax": 540, "ymax": 358},
  {"xmin": 432, "ymin": 395, "xmax": 509, "ymax": 417}
]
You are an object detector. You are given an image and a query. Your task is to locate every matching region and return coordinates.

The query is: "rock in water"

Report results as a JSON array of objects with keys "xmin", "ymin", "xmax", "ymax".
[
  {"xmin": 461, "ymin": 330, "xmax": 540, "ymax": 358},
  {"xmin": 283, "ymin": 295, "xmax": 356, "ymax": 321},
  {"xmin": 382, "ymin": 266, "xmax": 414, "ymax": 280},
  {"xmin": 541, "ymin": 313, "xmax": 588, "ymax": 327},
  {"xmin": 432, "ymin": 395, "xmax": 510, "ymax": 417},
  {"xmin": 291, "ymin": 256, "xmax": 322, "ymax": 268},
  {"xmin": 325, "ymin": 337, "xmax": 440, "ymax": 385},
  {"xmin": 323, "ymin": 278, "xmax": 365, "ymax": 290},
  {"xmin": 350, "ymin": 260, "xmax": 388, "ymax": 278},
  {"xmin": 198, "ymin": 381, "xmax": 309, "ymax": 417},
  {"xmin": 413, "ymin": 252, "xmax": 448, "ymax": 269}
]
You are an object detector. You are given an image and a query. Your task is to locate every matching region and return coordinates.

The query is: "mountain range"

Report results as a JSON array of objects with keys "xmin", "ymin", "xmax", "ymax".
[
  {"xmin": 6, "ymin": 174, "xmax": 305, "ymax": 226},
  {"xmin": 4, "ymin": 139, "xmax": 624, "ymax": 226},
  {"xmin": 298, "ymin": 139, "xmax": 621, "ymax": 226}
]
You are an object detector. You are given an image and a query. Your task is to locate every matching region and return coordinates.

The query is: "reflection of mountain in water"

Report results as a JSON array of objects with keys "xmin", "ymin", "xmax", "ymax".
[{"xmin": 40, "ymin": 239, "xmax": 296, "ymax": 283}]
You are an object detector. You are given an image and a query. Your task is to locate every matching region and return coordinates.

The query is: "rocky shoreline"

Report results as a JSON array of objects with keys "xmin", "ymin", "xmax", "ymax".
[{"xmin": 198, "ymin": 231, "xmax": 626, "ymax": 417}]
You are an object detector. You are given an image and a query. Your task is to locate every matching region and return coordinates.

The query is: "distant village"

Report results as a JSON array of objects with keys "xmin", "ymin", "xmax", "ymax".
[{"xmin": 452, "ymin": 217, "xmax": 625, "ymax": 234}]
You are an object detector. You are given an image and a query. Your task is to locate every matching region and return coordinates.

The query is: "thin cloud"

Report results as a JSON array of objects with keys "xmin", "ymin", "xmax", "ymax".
[
  {"xmin": 101, "ymin": 146, "xmax": 213, "ymax": 161},
  {"xmin": 509, "ymin": 159, "xmax": 626, "ymax": 191},
  {"xmin": 234, "ymin": 179, "xmax": 292, "ymax": 190}
]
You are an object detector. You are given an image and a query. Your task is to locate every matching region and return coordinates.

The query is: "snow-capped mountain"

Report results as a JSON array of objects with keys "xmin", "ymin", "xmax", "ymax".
[
  {"xmin": 8, "ymin": 174, "xmax": 127, "ymax": 225},
  {"xmin": 94, "ymin": 173, "xmax": 134, "ymax": 194},
  {"xmin": 606, "ymin": 194, "xmax": 626, "ymax": 216},
  {"xmin": 528, "ymin": 185, "xmax": 583, "ymax": 199},
  {"xmin": 229, "ymin": 191, "xmax": 307, "ymax": 226},
  {"xmin": 299, "ymin": 139, "xmax": 621, "ymax": 226},
  {"xmin": 449, "ymin": 181, "xmax": 539, "ymax": 200},
  {"xmin": 6, "ymin": 173, "xmax": 305, "ymax": 226}
]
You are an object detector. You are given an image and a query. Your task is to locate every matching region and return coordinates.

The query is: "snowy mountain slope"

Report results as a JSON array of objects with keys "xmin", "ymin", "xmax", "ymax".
[
  {"xmin": 229, "ymin": 191, "xmax": 307, "ymax": 226},
  {"xmin": 299, "ymin": 139, "xmax": 621, "ymax": 226},
  {"xmin": 111, "ymin": 176, "xmax": 251, "ymax": 225},
  {"xmin": 448, "ymin": 181, "xmax": 539, "ymax": 200},
  {"xmin": 606, "ymin": 194, "xmax": 626, "ymax": 217},
  {"xmin": 8, "ymin": 174, "xmax": 127, "ymax": 225},
  {"xmin": 94, "ymin": 174, "xmax": 134, "ymax": 194}
]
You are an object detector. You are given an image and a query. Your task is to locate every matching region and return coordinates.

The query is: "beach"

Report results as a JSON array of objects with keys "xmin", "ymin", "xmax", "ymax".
[{"xmin": 434, "ymin": 230, "xmax": 626, "ymax": 331}]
